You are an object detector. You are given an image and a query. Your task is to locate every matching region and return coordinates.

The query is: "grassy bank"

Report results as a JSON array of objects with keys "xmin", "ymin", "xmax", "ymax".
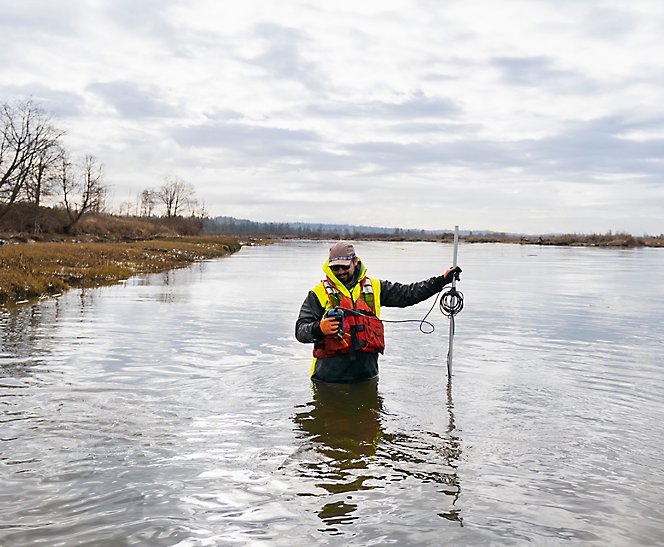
[{"xmin": 0, "ymin": 236, "xmax": 243, "ymax": 305}]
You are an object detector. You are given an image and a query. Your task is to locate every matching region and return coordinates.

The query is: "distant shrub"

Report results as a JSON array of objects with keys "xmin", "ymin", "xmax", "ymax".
[{"xmin": 0, "ymin": 203, "xmax": 68, "ymax": 234}]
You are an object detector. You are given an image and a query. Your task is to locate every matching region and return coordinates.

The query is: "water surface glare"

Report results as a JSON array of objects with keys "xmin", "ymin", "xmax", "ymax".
[{"xmin": 1, "ymin": 241, "xmax": 663, "ymax": 546}]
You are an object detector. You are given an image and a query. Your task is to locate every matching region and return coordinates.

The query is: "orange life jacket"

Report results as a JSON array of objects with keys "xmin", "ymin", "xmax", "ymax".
[{"xmin": 313, "ymin": 276, "xmax": 385, "ymax": 359}]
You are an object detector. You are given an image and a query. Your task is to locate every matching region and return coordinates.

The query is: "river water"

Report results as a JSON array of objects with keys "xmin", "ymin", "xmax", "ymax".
[{"xmin": 1, "ymin": 240, "xmax": 663, "ymax": 546}]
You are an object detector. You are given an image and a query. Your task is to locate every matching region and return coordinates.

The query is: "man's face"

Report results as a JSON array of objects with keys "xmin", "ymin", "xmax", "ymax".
[{"xmin": 330, "ymin": 258, "xmax": 357, "ymax": 284}]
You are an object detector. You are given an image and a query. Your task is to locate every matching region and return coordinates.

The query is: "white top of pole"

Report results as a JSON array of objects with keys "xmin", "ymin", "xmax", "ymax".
[{"xmin": 452, "ymin": 225, "xmax": 459, "ymax": 288}]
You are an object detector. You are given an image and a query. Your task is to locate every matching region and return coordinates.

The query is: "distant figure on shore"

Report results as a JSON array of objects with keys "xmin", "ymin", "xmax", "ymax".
[{"xmin": 295, "ymin": 242, "xmax": 461, "ymax": 383}]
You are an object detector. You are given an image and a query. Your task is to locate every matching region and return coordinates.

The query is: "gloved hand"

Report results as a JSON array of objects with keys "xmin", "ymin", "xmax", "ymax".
[
  {"xmin": 320, "ymin": 316, "xmax": 340, "ymax": 336},
  {"xmin": 443, "ymin": 266, "xmax": 462, "ymax": 284}
]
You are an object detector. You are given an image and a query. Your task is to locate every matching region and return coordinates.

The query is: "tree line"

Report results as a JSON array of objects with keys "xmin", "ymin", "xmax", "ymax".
[
  {"xmin": 205, "ymin": 217, "xmax": 316, "ymax": 234},
  {"xmin": 120, "ymin": 177, "xmax": 203, "ymax": 220},
  {"xmin": 0, "ymin": 98, "xmax": 204, "ymax": 234},
  {"xmin": 206, "ymin": 216, "xmax": 437, "ymax": 236},
  {"xmin": 0, "ymin": 98, "xmax": 107, "ymax": 233}
]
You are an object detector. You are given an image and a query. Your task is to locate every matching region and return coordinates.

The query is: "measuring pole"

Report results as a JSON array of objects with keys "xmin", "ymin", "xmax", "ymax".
[{"xmin": 447, "ymin": 225, "xmax": 459, "ymax": 377}]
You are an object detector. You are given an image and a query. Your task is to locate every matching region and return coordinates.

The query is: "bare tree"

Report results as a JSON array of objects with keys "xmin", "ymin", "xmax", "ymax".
[
  {"xmin": 198, "ymin": 199, "xmax": 208, "ymax": 221},
  {"xmin": 0, "ymin": 99, "xmax": 62, "ymax": 217},
  {"xmin": 157, "ymin": 176, "xmax": 195, "ymax": 218},
  {"xmin": 25, "ymin": 143, "xmax": 63, "ymax": 207},
  {"xmin": 139, "ymin": 188, "xmax": 157, "ymax": 217},
  {"xmin": 190, "ymin": 198, "xmax": 209, "ymax": 231},
  {"xmin": 118, "ymin": 199, "xmax": 135, "ymax": 217},
  {"xmin": 60, "ymin": 155, "xmax": 108, "ymax": 233},
  {"xmin": 55, "ymin": 153, "xmax": 74, "ymax": 216},
  {"xmin": 187, "ymin": 198, "xmax": 199, "ymax": 218}
]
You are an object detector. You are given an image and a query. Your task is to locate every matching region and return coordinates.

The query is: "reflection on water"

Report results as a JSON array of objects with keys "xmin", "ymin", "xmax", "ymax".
[
  {"xmin": 290, "ymin": 379, "xmax": 462, "ymax": 531},
  {"xmin": 0, "ymin": 287, "xmax": 105, "ymax": 382},
  {"xmin": 0, "ymin": 303, "xmax": 58, "ymax": 379}
]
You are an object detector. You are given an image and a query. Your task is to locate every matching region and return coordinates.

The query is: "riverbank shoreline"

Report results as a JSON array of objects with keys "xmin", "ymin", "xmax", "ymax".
[
  {"xmin": 218, "ymin": 231, "xmax": 664, "ymax": 248},
  {"xmin": 0, "ymin": 236, "xmax": 246, "ymax": 306}
]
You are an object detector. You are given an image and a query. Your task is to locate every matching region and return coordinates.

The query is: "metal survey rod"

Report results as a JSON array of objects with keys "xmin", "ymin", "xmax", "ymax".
[{"xmin": 447, "ymin": 225, "xmax": 459, "ymax": 377}]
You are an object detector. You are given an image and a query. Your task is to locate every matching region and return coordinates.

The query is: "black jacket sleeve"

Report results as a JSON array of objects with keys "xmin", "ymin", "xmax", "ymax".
[
  {"xmin": 295, "ymin": 291, "xmax": 325, "ymax": 343},
  {"xmin": 380, "ymin": 275, "xmax": 448, "ymax": 308},
  {"xmin": 295, "ymin": 274, "xmax": 450, "ymax": 344}
]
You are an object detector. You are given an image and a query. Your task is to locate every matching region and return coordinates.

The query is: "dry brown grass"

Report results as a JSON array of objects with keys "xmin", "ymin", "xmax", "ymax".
[
  {"xmin": 0, "ymin": 237, "xmax": 241, "ymax": 305},
  {"xmin": 516, "ymin": 233, "xmax": 664, "ymax": 247},
  {"xmin": 77, "ymin": 215, "xmax": 202, "ymax": 239}
]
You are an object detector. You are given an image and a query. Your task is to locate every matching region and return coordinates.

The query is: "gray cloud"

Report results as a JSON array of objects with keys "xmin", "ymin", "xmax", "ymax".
[
  {"xmin": 174, "ymin": 122, "xmax": 321, "ymax": 156},
  {"xmin": 492, "ymin": 56, "xmax": 597, "ymax": 93},
  {"xmin": 344, "ymin": 140, "xmax": 513, "ymax": 175},
  {"xmin": 247, "ymin": 23, "xmax": 327, "ymax": 91},
  {"xmin": 102, "ymin": 0, "xmax": 179, "ymax": 34},
  {"xmin": 378, "ymin": 91, "xmax": 460, "ymax": 118},
  {"xmin": 0, "ymin": 1, "xmax": 81, "ymax": 35},
  {"xmin": 388, "ymin": 121, "xmax": 480, "ymax": 135},
  {"xmin": 519, "ymin": 116, "xmax": 664, "ymax": 180},
  {"xmin": 0, "ymin": 2, "xmax": 84, "ymax": 73},
  {"xmin": 422, "ymin": 73, "xmax": 459, "ymax": 82},
  {"xmin": 0, "ymin": 84, "xmax": 85, "ymax": 117},
  {"xmin": 582, "ymin": 6, "xmax": 642, "ymax": 41},
  {"xmin": 204, "ymin": 109, "xmax": 246, "ymax": 121},
  {"xmin": 100, "ymin": 0, "xmax": 206, "ymax": 58},
  {"xmin": 308, "ymin": 91, "xmax": 461, "ymax": 120},
  {"xmin": 88, "ymin": 81, "xmax": 179, "ymax": 118}
]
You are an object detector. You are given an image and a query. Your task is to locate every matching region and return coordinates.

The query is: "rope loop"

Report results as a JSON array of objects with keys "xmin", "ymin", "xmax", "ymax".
[{"xmin": 440, "ymin": 287, "xmax": 464, "ymax": 318}]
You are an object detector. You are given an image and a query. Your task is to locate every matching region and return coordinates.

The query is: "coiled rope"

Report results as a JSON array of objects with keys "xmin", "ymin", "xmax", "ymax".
[{"xmin": 439, "ymin": 285, "xmax": 464, "ymax": 336}]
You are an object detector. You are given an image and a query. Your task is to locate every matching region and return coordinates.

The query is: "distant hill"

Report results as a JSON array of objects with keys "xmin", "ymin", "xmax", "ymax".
[{"xmin": 205, "ymin": 216, "xmax": 483, "ymax": 236}]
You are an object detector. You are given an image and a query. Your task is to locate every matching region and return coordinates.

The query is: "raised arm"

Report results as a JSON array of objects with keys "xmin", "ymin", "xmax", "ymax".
[{"xmin": 380, "ymin": 267, "xmax": 461, "ymax": 308}]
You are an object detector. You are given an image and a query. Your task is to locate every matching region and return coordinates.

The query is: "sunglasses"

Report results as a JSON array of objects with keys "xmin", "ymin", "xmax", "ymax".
[{"xmin": 330, "ymin": 264, "xmax": 351, "ymax": 272}]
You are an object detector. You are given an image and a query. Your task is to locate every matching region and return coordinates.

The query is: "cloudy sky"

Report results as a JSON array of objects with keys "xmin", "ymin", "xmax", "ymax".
[{"xmin": 2, "ymin": 0, "xmax": 663, "ymax": 234}]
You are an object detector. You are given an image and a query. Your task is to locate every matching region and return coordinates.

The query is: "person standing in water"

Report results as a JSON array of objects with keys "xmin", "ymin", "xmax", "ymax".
[{"xmin": 296, "ymin": 242, "xmax": 461, "ymax": 383}]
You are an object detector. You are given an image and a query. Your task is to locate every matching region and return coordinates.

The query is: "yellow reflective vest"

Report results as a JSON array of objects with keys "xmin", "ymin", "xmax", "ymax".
[{"xmin": 310, "ymin": 259, "xmax": 382, "ymax": 375}]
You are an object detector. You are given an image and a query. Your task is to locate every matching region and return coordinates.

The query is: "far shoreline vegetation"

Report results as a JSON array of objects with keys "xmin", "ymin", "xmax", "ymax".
[{"xmin": 202, "ymin": 217, "xmax": 664, "ymax": 248}]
